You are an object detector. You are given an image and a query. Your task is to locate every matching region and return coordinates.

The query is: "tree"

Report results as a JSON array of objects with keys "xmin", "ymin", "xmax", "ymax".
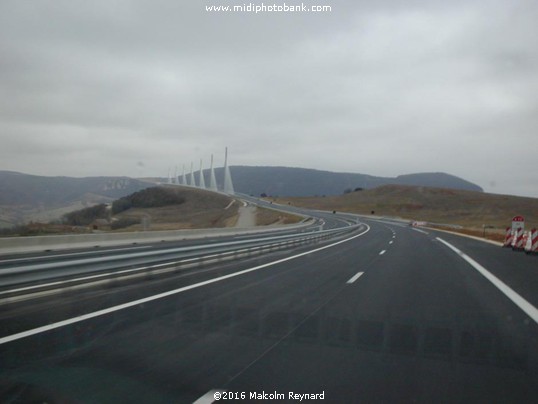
[
  {"xmin": 63, "ymin": 204, "xmax": 108, "ymax": 226},
  {"xmin": 112, "ymin": 187, "xmax": 185, "ymax": 214}
]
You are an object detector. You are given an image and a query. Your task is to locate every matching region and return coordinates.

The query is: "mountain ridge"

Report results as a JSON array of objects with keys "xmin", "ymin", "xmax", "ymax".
[
  {"xmin": 217, "ymin": 166, "xmax": 483, "ymax": 197},
  {"xmin": 0, "ymin": 167, "xmax": 483, "ymax": 228}
]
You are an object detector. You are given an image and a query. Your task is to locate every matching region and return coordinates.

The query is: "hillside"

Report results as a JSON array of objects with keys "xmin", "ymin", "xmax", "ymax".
[
  {"xmin": 106, "ymin": 186, "xmax": 300, "ymax": 231},
  {"xmin": 1, "ymin": 186, "xmax": 240, "ymax": 235},
  {"xmin": 109, "ymin": 186, "xmax": 240, "ymax": 231},
  {"xmin": 273, "ymin": 185, "xmax": 538, "ymax": 230},
  {"xmin": 0, "ymin": 171, "xmax": 153, "ymax": 227},
  {"xmin": 1, "ymin": 185, "xmax": 303, "ymax": 236},
  {"xmin": 0, "ymin": 168, "xmax": 483, "ymax": 228},
  {"xmin": 210, "ymin": 166, "xmax": 483, "ymax": 197},
  {"xmin": 0, "ymin": 171, "xmax": 153, "ymax": 206}
]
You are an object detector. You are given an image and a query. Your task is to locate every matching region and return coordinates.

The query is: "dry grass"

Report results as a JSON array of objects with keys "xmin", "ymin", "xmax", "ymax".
[
  {"xmin": 255, "ymin": 207, "xmax": 302, "ymax": 226},
  {"xmin": 112, "ymin": 186, "xmax": 239, "ymax": 231},
  {"xmin": 271, "ymin": 184, "xmax": 538, "ymax": 232},
  {"xmin": 429, "ymin": 225, "xmax": 506, "ymax": 242},
  {"xmin": 1, "ymin": 186, "xmax": 244, "ymax": 235}
]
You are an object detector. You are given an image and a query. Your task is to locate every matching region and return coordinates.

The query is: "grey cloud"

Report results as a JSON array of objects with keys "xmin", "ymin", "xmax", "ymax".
[{"xmin": 0, "ymin": 0, "xmax": 537, "ymax": 196}]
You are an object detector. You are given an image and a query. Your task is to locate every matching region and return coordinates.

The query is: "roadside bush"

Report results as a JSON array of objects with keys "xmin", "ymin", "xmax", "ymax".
[
  {"xmin": 111, "ymin": 198, "xmax": 132, "ymax": 214},
  {"xmin": 63, "ymin": 204, "xmax": 108, "ymax": 226},
  {"xmin": 112, "ymin": 187, "xmax": 185, "ymax": 214}
]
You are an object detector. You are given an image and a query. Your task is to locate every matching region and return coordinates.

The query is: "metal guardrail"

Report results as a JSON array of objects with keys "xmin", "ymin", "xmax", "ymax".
[
  {"xmin": 0, "ymin": 224, "xmax": 363, "ymax": 303},
  {"xmin": 0, "ymin": 218, "xmax": 317, "ymax": 255}
]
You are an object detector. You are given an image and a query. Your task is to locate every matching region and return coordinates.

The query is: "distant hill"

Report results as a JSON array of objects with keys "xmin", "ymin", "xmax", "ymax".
[
  {"xmin": 0, "ymin": 171, "xmax": 153, "ymax": 227},
  {"xmin": 209, "ymin": 166, "xmax": 483, "ymax": 197},
  {"xmin": 0, "ymin": 185, "xmax": 243, "ymax": 235},
  {"xmin": 0, "ymin": 171, "xmax": 152, "ymax": 206},
  {"xmin": 110, "ymin": 185, "xmax": 240, "ymax": 231},
  {"xmin": 62, "ymin": 185, "xmax": 239, "ymax": 232},
  {"xmin": 0, "ymin": 167, "xmax": 483, "ymax": 228}
]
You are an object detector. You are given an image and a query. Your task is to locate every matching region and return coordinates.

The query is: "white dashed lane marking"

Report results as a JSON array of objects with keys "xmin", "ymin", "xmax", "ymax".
[{"xmin": 346, "ymin": 271, "xmax": 364, "ymax": 284}]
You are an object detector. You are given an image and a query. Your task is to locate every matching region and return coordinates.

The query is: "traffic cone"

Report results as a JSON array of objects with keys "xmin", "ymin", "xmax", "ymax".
[
  {"xmin": 512, "ymin": 227, "xmax": 524, "ymax": 251},
  {"xmin": 525, "ymin": 228, "xmax": 538, "ymax": 254}
]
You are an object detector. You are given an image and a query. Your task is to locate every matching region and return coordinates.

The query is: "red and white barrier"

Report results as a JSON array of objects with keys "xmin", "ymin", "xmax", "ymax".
[
  {"xmin": 525, "ymin": 228, "xmax": 538, "ymax": 254},
  {"xmin": 512, "ymin": 227, "xmax": 524, "ymax": 250},
  {"xmin": 503, "ymin": 227, "xmax": 513, "ymax": 247}
]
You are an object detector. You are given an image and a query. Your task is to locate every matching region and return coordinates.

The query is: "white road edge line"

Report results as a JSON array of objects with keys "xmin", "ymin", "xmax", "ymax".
[
  {"xmin": 436, "ymin": 237, "xmax": 538, "ymax": 324},
  {"xmin": 346, "ymin": 271, "xmax": 364, "ymax": 284},
  {"xmin": 412, "ymin": 228, "xmax": 429, "ymax": 235},
  {"xmin": 0, "ymin": 225, "xmax": 371, "ymax": 345},
  {"xmin": 193, "ymin": 389, "xmax": 225, "ymax": 404},
  {"xmin": 379, "ymin": 250, "xmax": 386, "ymax": 255}
]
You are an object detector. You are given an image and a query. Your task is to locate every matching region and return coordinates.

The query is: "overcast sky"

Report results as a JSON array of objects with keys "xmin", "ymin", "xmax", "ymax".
[{"xmin": 1, "ymin": 0, "xmax": 537, "ymax": 197}]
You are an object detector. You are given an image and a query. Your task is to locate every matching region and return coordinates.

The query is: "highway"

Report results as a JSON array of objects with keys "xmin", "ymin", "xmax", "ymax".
[{"xmin": 0, "ymin": 205, "xmax": 537, "ymax": 403}]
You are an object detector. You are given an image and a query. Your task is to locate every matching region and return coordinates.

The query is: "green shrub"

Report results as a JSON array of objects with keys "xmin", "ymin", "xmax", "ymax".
[
  {"xmin": 63, "ymin": 204, "xmax": 108, "ymax": 226},
  {"xmin": 111, "ymin": 198, "xmax": 132, "ymax": 214},
  {"xmin": 112, "ymin": 187, "xmax": 185, "ymax": 214}
]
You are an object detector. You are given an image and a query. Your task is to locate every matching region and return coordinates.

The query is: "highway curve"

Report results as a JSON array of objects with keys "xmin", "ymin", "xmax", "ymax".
[{"xmin": 0, "ymin": 208, "xmax": 537, "ymax": 403}]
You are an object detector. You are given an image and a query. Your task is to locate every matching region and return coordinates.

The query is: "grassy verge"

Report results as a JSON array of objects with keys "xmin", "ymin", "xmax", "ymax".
[
  {"xmin": 427, "ymin": 225, "xmax": 506, "ymax": 243},
  {"xmin": 255, "ymin": 206, "xmax": 303, "ymax": 226},
  {"xmin": 268, "ymin": 184, "xmax": 538, "ymax": 244}
]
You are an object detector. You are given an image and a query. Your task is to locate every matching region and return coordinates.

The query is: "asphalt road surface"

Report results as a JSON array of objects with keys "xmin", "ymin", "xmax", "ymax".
[{"xmin": 0, "ymin": 214, "xmax": 537, "ymax": 403}]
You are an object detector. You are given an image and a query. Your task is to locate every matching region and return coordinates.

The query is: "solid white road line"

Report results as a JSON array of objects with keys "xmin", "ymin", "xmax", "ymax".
[
  {"xmin": 346, "ymin": 271, "xmax": 364, "ymax": 284},
  {"xmin": 437, "ymin": 237, "xmax": 538, "ymax": 324},
  {"xmin": 373, "ymin": 220, "xmax": 408, "ymax": 228},
  {"xmin": 0, "ymin": 225, "xmax": 371, "ymax": 345},
  {"xmin": 412, "ymin": 228, "xmax": 429, "ymax": 235},
  {"xmin": 193, "ymin": 390, "xmax": 225, "ymax": 404},
  {"xmin": 379, "ymin": 250, "xmax": 386, "ymax": 255}
]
